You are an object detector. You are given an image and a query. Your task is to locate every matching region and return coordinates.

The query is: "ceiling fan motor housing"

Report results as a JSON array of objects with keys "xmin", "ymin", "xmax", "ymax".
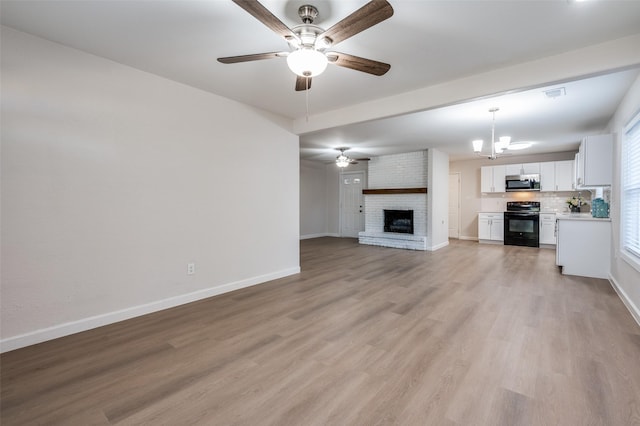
[
  {"xmin": 291, "ymin": 24, "xmax": 325, "ymax": 48},
  {"xmin": 298, "ymin": 5, "xmax": 319, "ymax": 24}
]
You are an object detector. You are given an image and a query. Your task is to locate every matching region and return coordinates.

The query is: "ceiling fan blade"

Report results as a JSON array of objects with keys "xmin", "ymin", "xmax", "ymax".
[
  {"xmin": 319, "ymin": 0, "xmax": 393, "ymax": 47},
  {"xmin": 232, "ymin": 0, "xmax": 299, "ymax": 42},
  {"xmin": 327, "ymin": 52, "xmax": 390, "ymax": 76},
  {"xmin": 217, "ymin": 52, "xmax": 286, "ymax": 64},
  {"xmin": 354, "ymin": 158, "xmax": 371, "ymax": 161},
  {"xmin": 295, "ymin": 76, "xmax": 312, "ymax": 91}
]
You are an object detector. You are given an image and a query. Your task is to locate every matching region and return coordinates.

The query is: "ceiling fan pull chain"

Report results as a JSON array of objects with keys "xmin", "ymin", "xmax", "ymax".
[{"xmin": 305, "ymin": 77, "xmax": 310, "ymax": 122}]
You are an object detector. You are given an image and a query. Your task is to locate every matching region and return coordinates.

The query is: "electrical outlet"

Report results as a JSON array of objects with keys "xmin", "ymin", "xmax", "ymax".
[{"xmin": 187, "ymin": 263, "xmax": 195, "ymax": 275}]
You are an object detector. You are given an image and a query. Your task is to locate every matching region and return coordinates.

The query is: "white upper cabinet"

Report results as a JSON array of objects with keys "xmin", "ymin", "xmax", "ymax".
[
  {"xmin": 540, "ymin": 162, "xmax": 555, "ymax": 191},
  {"xmin": 481, "ymin": 165, "xmax": 506, "ymax": 193},
  {"xmin": 540, "ymin": 160, "xmax": 574, "ymax": 192},
  {"xmin": 483, "ymin": 160, "xmax": 576, "ymax": 194},
  {"xmin": 505, "ymin": 164, "xmax": 521, "ymax": 176},
  {"xmin": 493, "ymin": 166, "xmax": 506, "ymax": 192},
  {"xmin": 523, "ymin": 162, "xmax": 540, "ymax": 174},
  {"xmin": 576, "ymin": 134, "xmax": 613, "ymax": 187},
  {"xmin": 505, "ymin": 162, "xmax": 540, "ymax": 176},
  {"xmin": 555, "ymin": 160, "xmax": 575, "ymax": 191}
]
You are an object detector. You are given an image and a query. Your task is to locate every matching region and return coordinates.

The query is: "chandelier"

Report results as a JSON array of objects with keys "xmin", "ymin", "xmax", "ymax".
[{"xmin": 472, "ymin": 108, "xmax": 511, "ymax": 160}]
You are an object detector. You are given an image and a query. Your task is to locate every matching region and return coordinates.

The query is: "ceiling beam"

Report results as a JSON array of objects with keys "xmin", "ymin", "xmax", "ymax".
[{"xmin": 293, "ymin": 33, "xmax": 640, "ymax": 135}]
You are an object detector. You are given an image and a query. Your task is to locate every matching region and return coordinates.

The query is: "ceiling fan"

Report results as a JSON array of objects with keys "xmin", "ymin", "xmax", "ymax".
[
  {"xmin": 218, "ymin": 0, "xmax": 393, "ymax": 91},
  {"xmin": 335, "ymin": 147, "xmax": 370, "ymax": 167}
]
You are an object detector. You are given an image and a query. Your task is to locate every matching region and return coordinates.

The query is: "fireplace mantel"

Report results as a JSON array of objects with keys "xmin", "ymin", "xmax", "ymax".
[{"xmin": 362, "ymin": 187, "xmax": 427, "ymax": 195}]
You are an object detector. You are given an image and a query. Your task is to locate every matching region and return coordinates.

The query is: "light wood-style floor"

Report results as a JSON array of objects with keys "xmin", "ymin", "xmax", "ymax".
[{"xmin": 2, "ymin": 238, "xmax": 640, "ymax": 425}]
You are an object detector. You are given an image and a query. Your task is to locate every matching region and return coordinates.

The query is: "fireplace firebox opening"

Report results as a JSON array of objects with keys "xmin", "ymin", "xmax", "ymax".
[{"xmin": 384, "ymin": 209, "xmax": 414, "ymax": 234}]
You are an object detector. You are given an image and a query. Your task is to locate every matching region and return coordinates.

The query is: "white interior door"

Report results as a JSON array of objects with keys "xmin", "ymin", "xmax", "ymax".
[
  {"xmin": 340, "ymin": 171, "xmax": 365, "ymax": 238},
  {"xmin": 448, "ymin": 173, "xmax": 460, "ymax": 239}
]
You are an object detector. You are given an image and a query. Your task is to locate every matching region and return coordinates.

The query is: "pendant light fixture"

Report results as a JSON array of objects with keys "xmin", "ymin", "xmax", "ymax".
[{"xmin": 472, "ymin": 108, "xmax": 512, "ymax": 160}]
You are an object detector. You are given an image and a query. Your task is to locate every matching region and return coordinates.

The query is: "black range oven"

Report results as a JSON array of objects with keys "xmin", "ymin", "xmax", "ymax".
[{"xmin": 504, "ymin": 201, "xmax": 540, "ymax": 247}]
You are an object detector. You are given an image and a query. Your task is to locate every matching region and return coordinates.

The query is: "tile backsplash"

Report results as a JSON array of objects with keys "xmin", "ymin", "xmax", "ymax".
[{"xmin": 480, "ymin": 190, "xmax": 601, "ymax": 213}]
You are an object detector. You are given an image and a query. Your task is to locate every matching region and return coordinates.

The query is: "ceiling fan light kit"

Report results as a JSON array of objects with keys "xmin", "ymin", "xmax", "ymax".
[
  {"xmin": 287, "ymin": 48, "xmax": 328, "ymax": 77},
  {"xmin": 335, "ymin": 147, "xmax": 370, "ymax": 167},
  {"xmin": 218, "ymin": 0, "xmax": 393, "ymax": 91},
  {"xmin": 336, "ymin": 148, "xmax": 351, "ymax": 167},
  {"xmin": 336, "ymin": 153, "xmax": 351, "ymax": 167}
]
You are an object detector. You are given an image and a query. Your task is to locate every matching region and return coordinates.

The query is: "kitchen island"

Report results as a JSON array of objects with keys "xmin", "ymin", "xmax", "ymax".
[{"xmin": 556, "ymin": 213, "xmax": 611, "ymax": 279}]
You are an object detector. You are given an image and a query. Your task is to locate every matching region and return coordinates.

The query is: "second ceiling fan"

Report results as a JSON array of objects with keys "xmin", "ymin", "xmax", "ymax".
[
  {"xmin": 335, "ymin": 147, "xmax": 370, "ymax": 167},
  {"xmin": 218, "ymin": 0, "xmax": 394, "ymax": 91}
]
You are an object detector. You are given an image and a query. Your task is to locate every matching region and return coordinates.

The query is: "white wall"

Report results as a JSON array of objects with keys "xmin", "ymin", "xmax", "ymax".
[
  {"xmin": 300, "ymin": 160, "xmax": 367, "ymax": 238},
  {"xmin": 0, "ymin": 27, "xmax": 300, "ymax": 351},
  {"xmin": 427, "ymin": 149, "xmax": 450, "ymax": 250},
  {"xmin": 300, "ymin": 160, "xmax": 327, "ymax": 238},
  {"xmin": 607, "ymin": 73, "xmax": 640, "ymax": 324}
]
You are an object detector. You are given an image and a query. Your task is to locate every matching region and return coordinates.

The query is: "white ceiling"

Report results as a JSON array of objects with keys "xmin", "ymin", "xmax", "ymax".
[
  {"xmin": 300, "ymin": 68, "xmax": 640, "ymax": 161},
  {"xmin": 2, "ymin": 0, "xmax": 640, "ymax": 161}
]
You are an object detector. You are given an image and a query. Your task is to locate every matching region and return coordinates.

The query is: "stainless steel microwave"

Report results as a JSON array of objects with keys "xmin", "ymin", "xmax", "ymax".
[{"xmin": 505, "ymin": 174, "xmax": 540, "ymax": 192}]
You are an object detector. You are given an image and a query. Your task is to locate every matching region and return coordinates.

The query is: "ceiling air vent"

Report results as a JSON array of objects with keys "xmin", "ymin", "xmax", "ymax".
[{"xmin": 543, "ymin": 87, "xmax": 566, "ymax": 99}]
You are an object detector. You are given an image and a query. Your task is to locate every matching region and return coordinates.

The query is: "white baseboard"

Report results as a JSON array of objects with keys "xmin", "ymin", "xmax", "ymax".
[
  {"xmin": 428, "ymin": 240, "xmax": 450, "ymax": 251},
  {"xmin": 300, "ymin": 233, "xmax": 327, "ymax": 240},
  {"xmin": 459, "ymin": 236, "xmax": 479, "ymax": 241},
  {"xmin": 0, "ymin": 266, "xmax": 300, "ymax": 353},
  {"xmin": 300, "ymin": 233, "xmax": 340, "ymax": 240},
  {"xmin": 608, "ymin": 273, "xmax": 640, "ymax": 328}
]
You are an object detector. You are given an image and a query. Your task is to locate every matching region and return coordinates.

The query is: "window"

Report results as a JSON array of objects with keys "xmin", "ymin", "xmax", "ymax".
[{"xmin": 622, "ymin": 110, "xmax": 640, "ymax": 271}]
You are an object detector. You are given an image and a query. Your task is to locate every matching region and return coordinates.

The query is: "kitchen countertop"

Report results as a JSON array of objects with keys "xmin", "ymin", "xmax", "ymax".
[
  {"xmin": 479, "ymin": 211, "xmax": 611, "ymax": 222},
  {"xmin": 556, "ymin": 213, "xmax": 611, "ymax": 222},
  {"xmin": 480, "ymin": 211, "xmax": 563, "ymax": 214}
]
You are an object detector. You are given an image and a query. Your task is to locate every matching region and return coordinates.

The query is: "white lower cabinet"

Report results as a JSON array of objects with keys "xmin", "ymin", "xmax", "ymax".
[
  {"xmin": 539, "ymin": 213, "xmax": 556, "ymax": 245},
  {"xmin": 478, "ymin": 213, "xmax": 503, "ymax": 243},
  {"xmin": 556, "ymin": 217, "xmax": 611, "ymax": 279}
]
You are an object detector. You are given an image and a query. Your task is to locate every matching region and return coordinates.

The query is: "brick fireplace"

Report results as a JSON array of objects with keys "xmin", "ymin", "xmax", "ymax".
[{"xmin": 358, "ymin": 151, "xmax": 429, "ymax": 250}]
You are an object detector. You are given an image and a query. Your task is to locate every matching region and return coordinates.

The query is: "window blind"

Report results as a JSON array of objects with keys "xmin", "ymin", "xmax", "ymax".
[{"xmin": 622, "ymin": 111, "xmax": 640, "ymax": 262}]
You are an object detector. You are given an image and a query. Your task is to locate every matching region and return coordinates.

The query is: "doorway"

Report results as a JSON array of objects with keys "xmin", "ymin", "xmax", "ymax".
[
  {"xmin": 448, "ymin": 173, "xmax": 460, "ymax": 239},
  {"xmin": 340, "ymin": 171, "xmax": 365, "ymax": 238}
]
